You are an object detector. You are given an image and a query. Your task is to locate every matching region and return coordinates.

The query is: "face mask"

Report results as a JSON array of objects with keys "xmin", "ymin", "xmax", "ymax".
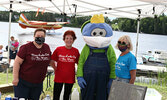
[
  {"xmin": 118, "ymin": 45, "xmax": 128, "ymax": 52},
  {"xmin": 35, "ymin": 37, "xmax": 45, "ymax": 45},
  {"xmin": 83, "ymin": 36, "xmax": 112, "ymax": 48}
]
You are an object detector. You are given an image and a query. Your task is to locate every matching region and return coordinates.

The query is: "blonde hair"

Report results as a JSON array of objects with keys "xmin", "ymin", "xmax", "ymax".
[
  {"xmin": 15, "ymin": 39, "xmax": 18, "ymax": 42},
  {"xmin": 115, "ymin": 35, "xmax": 133, "ymax": 51}
]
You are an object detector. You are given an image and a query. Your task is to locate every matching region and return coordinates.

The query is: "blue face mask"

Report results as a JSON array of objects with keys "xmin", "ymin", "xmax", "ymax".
[{"xmin": 118, "ymin": 45, "xmax": 128, "ymax": 52}]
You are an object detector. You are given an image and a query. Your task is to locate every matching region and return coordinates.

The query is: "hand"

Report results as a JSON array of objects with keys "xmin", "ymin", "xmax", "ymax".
[
  {"xmin": 77, "ymin": 77, "xmax": 87, "ymax": 89},
  {"xmin": 54, "ymin": 67, "xmax": 57, "ymax": 71},
  {"xmin": 107, "ymin": 78, "xmax": 114, "ymax": 94},
  {"xmin": 12, "ymin": 78, "xmax": 19, "ymax": 86},
  {"xmin": 12, "ymin": 47, "xmax": 16, "ymax": 51}
]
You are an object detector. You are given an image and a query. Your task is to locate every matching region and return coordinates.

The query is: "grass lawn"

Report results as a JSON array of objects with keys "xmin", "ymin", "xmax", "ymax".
[
  {"xmin": 1, "ymin": 72, "xmax": 167, "ymax": 100},
  {"xmin": 0, "ymin": 73, "xmax": 13, "ymax": 84},
  {"xmin": 135, "ymin": 83, "xmax": 167, "ymax": 100},
  {"xmin": 0, "ymin": 73, "xmax": 79, "ymax": 99}
]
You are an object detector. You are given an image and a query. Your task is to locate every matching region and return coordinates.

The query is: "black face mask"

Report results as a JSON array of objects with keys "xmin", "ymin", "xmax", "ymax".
[{"xmin": 35, "ymin": 37, "xmax": 45, "ymax": 45}]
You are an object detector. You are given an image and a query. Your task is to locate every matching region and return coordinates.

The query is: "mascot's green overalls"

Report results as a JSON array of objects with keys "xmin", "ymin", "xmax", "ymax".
[{"xmin": 77, "ymin": 14, "xmax": 117, "ymax": 100}]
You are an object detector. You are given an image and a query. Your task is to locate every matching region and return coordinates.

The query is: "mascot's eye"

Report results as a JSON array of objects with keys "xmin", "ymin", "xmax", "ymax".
[
  {"xmin": 100, "ymin": 32, "xmax": 103, "ymax": 35},
  {"xmin": 91, "ymin": 28, "xmax": 106, "ymax": 37},
  {"xmin": 93, "ymin": 32, "xmax": 97, "ymax": 36}
]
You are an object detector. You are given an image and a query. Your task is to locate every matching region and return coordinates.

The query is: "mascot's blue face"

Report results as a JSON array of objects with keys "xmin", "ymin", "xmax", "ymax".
[
  {"xmin": 82, "ymin": 23, "xmax": 113, "ymax": 37},
  {"xmin": 81, "ymin": 14, "xmax": 113, "ymax": 49}
]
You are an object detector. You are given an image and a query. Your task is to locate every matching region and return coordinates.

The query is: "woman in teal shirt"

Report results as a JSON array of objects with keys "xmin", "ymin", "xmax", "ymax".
[{"xmin": 115, "ymin": 35, "xmax": 137, "ymax": 84}]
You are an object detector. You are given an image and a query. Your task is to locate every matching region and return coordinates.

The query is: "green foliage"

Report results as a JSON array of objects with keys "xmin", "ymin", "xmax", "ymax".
[
  {"xmin": 111, "ymin": 18, "xmax": 136, "ymax": 32},
  {"xmin": 0, "ymin": 11, "xmax": 68, "ymax": 22},
  {"xmin": 111, "ymin": 15, "xmax": 167, "ymax": 35},
  {"xmin": 69, "ymin": 16, "xmax": 91, "ymax": 27},
  {"xmin": 111, "ymin": 24, "xmax": 119, "ymax": 31},
  {"xmin": 158, "ymin": 72, "xmax": 167, "ymax": 81}
]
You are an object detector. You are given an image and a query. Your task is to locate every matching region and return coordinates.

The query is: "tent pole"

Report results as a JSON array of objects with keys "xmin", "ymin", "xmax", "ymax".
[
  {"xmin": 7, "ymin": 1, "xmax": 13, "ymax": 84},
  {"xmin": 135, "ymin": 9, "xmax": 141, "ymax": 58},
  {"xmin": 63, "ymin": 0, "xmax": 66, "ymax": 22},
  {"xmin": 73, "ymin": 4, "xmax": 77, "ymax": 17}
]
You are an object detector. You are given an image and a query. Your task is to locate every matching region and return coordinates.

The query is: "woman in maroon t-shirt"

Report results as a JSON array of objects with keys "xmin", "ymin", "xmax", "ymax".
[
  {"xmin": 51, "ymin": 30, "xmax": 80, "ymax": 100},
  {"xmin": 12, "ymin": 28, "xmax": 56, "ymax": 100}
]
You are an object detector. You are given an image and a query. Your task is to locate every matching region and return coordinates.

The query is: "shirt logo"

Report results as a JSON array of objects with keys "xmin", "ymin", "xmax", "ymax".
[
  {"xmin": 58, "ymin": 54, "xmax": 76, "ymax": 62},
  {"xmin": 31, "ymin": 53, "xmax": 50, "ymax": 61},
  {"xmin": 116, "ymin": 62, "xmax": 125, "ymax": 70}
]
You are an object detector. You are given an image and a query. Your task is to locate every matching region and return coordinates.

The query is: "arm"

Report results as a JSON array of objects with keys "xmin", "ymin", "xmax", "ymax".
[
  {"xmin": 49, "ymin": 60, "xmax": 57, "ymax": 71},
  {"xmin": 107, "ymin": 45, "xmax": 117, "ymax": 93},
  {"xmin": 13, "ymin": 43, "xmax": 19, "ymax": 50},
  {"xmin": 50, "ymin": 48, "xmax": 58, "ymax": 71},
  {"xmin": 12, "ymin": 47, "xmax": 16, "ymax": 51},
  {"xmin": 129, "ymin": 70, "xmax": 136, "ymax": 84},
  {"xmin": 76, "ymin": 45, "xmax": 89, "ymax": 89},
  {"xmin": 129, "ymin": 54, "xmax": 137, "ymax": 84},
  {"xmin": 107, "ymin": 45, "xmax": 117, "ymax": 79},
  {"xmin": 12, "ymin": 43, "xmax": 16, "ymax": 51},
  {"xmin": 12, "ymin": 55, "xmax": 24, "ymax": 86},
  {"xmin": 76, "ymin": 45, "xmax": 89, "ymax": 77},
  {"xmin": 75, "ymin": 49, "xmax": 80, "ymax": 64}
]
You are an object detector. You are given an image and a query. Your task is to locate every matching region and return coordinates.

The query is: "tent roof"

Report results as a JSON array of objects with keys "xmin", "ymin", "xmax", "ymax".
[{"xmin": 0, "ymin": 0, "xmax": 167, "ymax": 19}]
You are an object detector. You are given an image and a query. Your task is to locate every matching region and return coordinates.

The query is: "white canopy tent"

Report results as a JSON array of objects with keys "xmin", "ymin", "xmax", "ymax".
[
  {"xmin": 0, "ymin": 0, "xmax": 166, "ymax": 18},
  {"xmin": 0, "ymin": 0, "xmax": 167, "ymax": 83}
]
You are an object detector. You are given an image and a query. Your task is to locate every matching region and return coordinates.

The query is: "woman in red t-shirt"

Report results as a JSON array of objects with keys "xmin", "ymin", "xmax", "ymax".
[{"xmin": 51, "ymin": 30, "xmax": 80, "ymax": 100}]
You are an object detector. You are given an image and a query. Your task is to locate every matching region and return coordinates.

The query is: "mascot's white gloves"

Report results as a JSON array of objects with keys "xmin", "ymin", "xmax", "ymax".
[{"xmin": 77, "ymin": 77, "xmax": 87, "ymax": 89}]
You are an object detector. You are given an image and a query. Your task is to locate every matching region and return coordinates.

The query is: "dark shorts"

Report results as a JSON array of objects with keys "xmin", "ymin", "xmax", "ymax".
[
  {"xmin": 0, "ymin": 57, "xmax": 2, "ymax": 61},
  {"xmin": 9, "ymin": 49, "xmax": 17, "ymax": 59},
  {"xmin": 14, "ymin": 78, "xmax": 43, "ymax": 100}
]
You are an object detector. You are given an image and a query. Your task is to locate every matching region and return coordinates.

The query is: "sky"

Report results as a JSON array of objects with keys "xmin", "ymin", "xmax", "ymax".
[
  {"xmin": 0, "ymin": 7, "xmax": 7, "ymax": 11},
  {"xmin": 109, "ymin": 17, "xmax": 116, "ymax": 21}
]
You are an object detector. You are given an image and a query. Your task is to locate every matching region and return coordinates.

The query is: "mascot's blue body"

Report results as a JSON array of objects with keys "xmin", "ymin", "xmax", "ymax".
[{"xmin": 77, "ymin": 14, "xmax": 117, "ymax": 100}]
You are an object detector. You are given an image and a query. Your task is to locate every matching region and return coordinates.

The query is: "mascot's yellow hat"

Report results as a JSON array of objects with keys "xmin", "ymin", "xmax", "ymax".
[
  {"xmin": 81, "ymin": 14, "xmax": 105, "ymax": 32},
  {"xmin": 90, "ymin": 14, "xmax": 104, "ymax": 23}
]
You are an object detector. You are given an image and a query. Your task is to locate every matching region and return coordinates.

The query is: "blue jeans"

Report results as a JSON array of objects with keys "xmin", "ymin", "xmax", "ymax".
[
  {"xmin": 115, "ymin": 77, "xmax": 130, "ymax": 83},
  {"xmin": 0, "ymin": 57, "xmax": 2, "ymax": 61},
  {"xmin": 81, "ymin": 48, "xmax": 110, "ymax": 100},
  {"xmin": 14, "ymin": 78, "xmax": 43, "ymax": 100}
]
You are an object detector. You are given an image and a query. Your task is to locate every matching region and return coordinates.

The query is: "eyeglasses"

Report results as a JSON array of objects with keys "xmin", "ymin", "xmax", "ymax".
[{"xmin": 118, "ymin": 41, "xmax": 127, "ymax": 45}]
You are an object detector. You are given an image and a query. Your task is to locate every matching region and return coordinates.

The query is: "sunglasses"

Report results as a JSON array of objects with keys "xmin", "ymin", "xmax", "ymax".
[{"xmin": 118, "ymin": 41, "xmax": 127, "ymax": 45}]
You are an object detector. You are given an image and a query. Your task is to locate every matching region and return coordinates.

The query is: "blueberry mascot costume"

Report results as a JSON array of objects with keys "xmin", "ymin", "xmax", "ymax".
[{"xmin": 77, "ymin": 14, "xmax": 116, "ymax": 100}]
